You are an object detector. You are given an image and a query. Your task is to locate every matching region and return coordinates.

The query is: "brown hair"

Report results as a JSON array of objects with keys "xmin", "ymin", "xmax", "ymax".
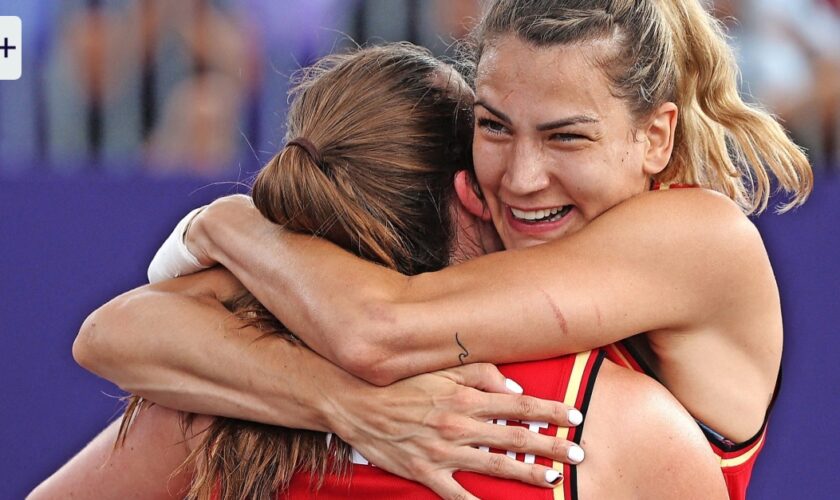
[
  {"xmin": 466, "ymin": 0, "xmax": 813, "ymax": 213},
  {"xmin": 117, "ymin": 43, "xmax": 474, "ymax": 499}
]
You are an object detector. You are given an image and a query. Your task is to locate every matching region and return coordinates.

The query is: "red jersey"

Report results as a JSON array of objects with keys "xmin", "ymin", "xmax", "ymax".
[
  {"xmin": 604, "ymin": 341, "xmax": 768, "ymax": 500},
  {"xmin": 281, "ymin": 350, "xmax": 605, "ymax": 500}
]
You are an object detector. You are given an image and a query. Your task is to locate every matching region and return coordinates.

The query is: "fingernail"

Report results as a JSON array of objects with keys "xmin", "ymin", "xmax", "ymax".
[
  {"xmin": 568, "ymin": 409, "xmax": 583, "ymax": 426},
  {"xmin": 545, "ymin": 469, "xmax": 563, "ymax": 485},
  {"xmin": 505, "ymin": 378, "xmax": 524, "ymax": 394},
  {"xmin": 568, "ymin": 445, "xmax": 585, "ymax": 464}
]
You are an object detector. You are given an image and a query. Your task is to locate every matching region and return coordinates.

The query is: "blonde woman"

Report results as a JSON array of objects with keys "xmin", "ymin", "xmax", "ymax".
[
  {"xmin": 112, "ymin": 1, "xmax": 811, "ymax": 499},
  {"xmin": 36, "ymin": 44, "xmax": 723, "ymax": 500}
]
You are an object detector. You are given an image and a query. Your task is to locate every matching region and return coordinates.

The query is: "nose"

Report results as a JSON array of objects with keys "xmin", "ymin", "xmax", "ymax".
[{"xmin": 502, "ymin": 139, "xmax": 551, "ymax": 195}]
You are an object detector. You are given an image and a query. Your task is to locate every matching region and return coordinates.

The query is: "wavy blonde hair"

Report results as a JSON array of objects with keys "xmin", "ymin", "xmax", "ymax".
[{"xmin": 466, "ymin": 0, "xmax": 813, "ymax": 213}]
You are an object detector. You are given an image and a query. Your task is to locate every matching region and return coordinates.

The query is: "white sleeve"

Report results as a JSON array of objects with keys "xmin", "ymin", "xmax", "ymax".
[{"xmin": 147, "ymin": 206, "xmax": 212, "ymax": 283}]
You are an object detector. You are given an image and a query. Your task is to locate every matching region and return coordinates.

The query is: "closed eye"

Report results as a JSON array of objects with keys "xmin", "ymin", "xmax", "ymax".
[
  {"xmin": 550, "ymin": 132, "xmax": 588, "ymax": 142},
  {"xmin": 478, "ymin": 118, "xmax": 510, "ymax": 136}
]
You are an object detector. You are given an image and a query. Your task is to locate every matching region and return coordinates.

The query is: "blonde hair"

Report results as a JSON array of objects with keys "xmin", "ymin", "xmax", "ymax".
[
  {"xmin": 467, "ymin": 0, "xmax": 813, "ymax": 213},
  {"xmin": 118, "ymin": 43, "xmax": 475, "ymax": 500}
]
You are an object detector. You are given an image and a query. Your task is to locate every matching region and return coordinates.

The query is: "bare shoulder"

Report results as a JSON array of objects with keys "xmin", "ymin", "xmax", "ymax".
[
  {"xmin": 580, "ymin": 361, "xmax": 727, "ymax": 499},
  {"xmin": 599, "ymin": 188, "xmax": 763, "ymax": 253},
  {"xmin": 581, "ymin": 188, "xmax": 773, "ymax": 311}
]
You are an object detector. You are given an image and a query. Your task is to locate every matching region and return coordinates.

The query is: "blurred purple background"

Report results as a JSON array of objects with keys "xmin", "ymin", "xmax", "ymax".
[{"xmin": 2, "ymin": 1, "xmax": 839, "ymax": 498}]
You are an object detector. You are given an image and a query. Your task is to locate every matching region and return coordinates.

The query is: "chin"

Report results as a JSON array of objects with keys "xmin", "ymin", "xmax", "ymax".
[{"xmin": 502, "ymin": 220, "xmax": 586, "ymax": 250}]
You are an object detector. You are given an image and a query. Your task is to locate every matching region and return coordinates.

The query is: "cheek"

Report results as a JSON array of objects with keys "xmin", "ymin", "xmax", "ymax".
[
  {"xmin": 472, "ymin": 139, "xmax": 504, "ymax": 195},
  {"xmin": 559, "ymin": 146, "xmax": 640, "ymax": 217}
]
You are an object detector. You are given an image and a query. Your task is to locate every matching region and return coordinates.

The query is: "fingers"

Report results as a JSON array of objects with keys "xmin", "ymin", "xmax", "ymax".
[
  {"xmin": 437, "ymin": 363, "xmax": 519, "ymax": 394},
  {"xmin": 473, "ymin": 392, "xmax": 583, "ymax": 429},
  {"xmin": 454, "ymin": 447, "xmax": 565, "ymax": 489},
  {"xmin": 436, "ymin": 364, "xmax": 582, "ymax": 427},
  {"xmin": 424, "ymin": 474, "xmax": 480, "ymax": 500},
  {"xmin": 467, "ymin": 419, "xmax": 585, "ymax": 465}
]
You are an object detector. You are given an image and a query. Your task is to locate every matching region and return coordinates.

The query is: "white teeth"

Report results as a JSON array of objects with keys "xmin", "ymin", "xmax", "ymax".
[{"xmin": 511, "ymin": 206, "xmax": 567, "ymax": 221}]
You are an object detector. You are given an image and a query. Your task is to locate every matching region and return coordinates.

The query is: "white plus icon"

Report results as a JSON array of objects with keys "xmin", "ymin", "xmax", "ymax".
[{"xmin": 0, "ymin": 16, "xmax": 22, "ymax": 80}]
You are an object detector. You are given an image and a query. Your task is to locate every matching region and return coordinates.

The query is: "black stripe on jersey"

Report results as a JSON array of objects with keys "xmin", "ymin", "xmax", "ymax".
[
  {"xmin": 622, "ymin": 339, "xmax": 776, "ymax": 453},
  {"xmin": 569, "ymin": 350, "xmax": 606, "ymax": 500}
]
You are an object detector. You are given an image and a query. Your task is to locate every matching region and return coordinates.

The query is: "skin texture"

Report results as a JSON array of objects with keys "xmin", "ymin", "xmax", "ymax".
[
  {"xmin": 175, "ymin": 37, "xmax": 782, "ymax": 445},
  {"xmin": 49, "ymin": 34, "xmax": 774, "ymax": 500},
  {"xmin": 65, "ymin": 272, "xmax": 727, "ymax": 500},
  {"xmin": 69, "ymin": 268, "xmax": 588, "ymax": 499},
  {"xmin": 471, "ymin": 37, "xmax": 677, "ymax": 248},
  {"xmin": 28, "ymin": 405, "xmax": 208, "ymax": 500}
]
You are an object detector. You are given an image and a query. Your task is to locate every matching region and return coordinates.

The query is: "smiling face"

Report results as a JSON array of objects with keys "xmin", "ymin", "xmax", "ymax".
[{"xmin": 472, "ymin": 35, "xmax": 667, "ymax": 249}]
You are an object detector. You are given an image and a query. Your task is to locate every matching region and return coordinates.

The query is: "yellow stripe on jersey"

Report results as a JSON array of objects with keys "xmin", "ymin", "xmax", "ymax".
[
  {"xmin": 553, "ymin": 351, "xmax": 593, "ymax": 500},
  {"xmin": 718, "ymin": 432, "xmax": 766, "ymax": 468}
]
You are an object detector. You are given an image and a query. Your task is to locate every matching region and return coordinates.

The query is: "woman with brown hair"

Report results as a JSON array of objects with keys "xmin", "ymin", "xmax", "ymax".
[
  {"xmin": 35, "ymin": 42, "xmax": 724, "ymax": 499},
  {"xmin": 98, "ymin": 1, "xmax": 811, "ymax": 498}
]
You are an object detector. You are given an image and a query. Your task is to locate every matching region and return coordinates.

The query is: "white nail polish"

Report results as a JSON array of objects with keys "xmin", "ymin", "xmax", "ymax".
[
  {"xmin": 568, "ymin": 409, "xmax": 583, "ymax": 426},
  {"xmin": 545, "ymin": 469, "xmax": 563, "ymax": 484},
  {"xmin": 505, "ymin": 378, "xmax": 524, "ymax": 394},
  {"xmin": 568, "ymin": 445, "xmax": 585, "ymax": 463}
]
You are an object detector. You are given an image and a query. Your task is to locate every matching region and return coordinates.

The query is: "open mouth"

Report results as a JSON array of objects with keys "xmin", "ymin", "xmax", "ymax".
[{"xmin": 510, "ymin": 205, "xmax": 574, "ymax": 224}]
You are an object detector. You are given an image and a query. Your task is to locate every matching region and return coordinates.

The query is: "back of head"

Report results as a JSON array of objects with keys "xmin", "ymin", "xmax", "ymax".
[
  {"xmin": 467, "ymin": 0, "xmax": 812, "ymax": 213},
  {"xmin": 176, "ymin": 44, "xmax": 475, "ymax": 500},
  {"xmin": 253, "ymin": 43, "xmax": 474, "ymax": 274}
]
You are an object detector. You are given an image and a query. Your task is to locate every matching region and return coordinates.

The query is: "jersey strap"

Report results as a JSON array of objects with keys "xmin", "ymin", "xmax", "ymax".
[
  {"xmin": 650, "ymin": 181, "xmax": 698, "ymax": 191},
  {"xmin": 553, "ymin": 349, "xmax": 606, "ymax": 500}
]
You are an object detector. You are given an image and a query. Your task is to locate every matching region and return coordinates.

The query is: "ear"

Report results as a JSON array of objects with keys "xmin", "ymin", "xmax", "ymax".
[
  {"xmin": 454, "ymin": 170, "xmax": 492, "ymax": 221},
  {"xmin": 642, "ymin": 102, "xmax": 678, "ymax": 176}
]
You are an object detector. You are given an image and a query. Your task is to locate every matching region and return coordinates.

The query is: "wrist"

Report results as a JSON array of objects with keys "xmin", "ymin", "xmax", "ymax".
[
  {"xmin": 316, "ymin": 372, "xmax": 374, "ymax": 439},
  {"xmin": 187, "ymin": 206, "xmax": 226, "ymax": 267}
]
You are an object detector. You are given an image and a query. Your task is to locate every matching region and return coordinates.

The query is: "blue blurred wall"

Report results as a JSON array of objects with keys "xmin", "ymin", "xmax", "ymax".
[{"xmin": 2, "ymin": 170, "xmax": 838, "ymax": 498}]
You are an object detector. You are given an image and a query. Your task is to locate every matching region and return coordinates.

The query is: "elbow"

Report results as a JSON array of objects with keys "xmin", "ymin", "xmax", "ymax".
[
  {"xmin": 73, "ymin": 297, "xmax": 131, "ymax": 377},
  {"xmin": 328, "ymin": 316, "xmax": 409, "ymax": 385},
  {"xmin": 73, "ymin": 309, "xmax": 106, "ymax": 373},
  {"xmin": 333, "ymin": 339, "xmax": 401, "ymax": 386},
  {"xmin": 320, "ymin": 297, "xmax": 408, "ymax": 386}
]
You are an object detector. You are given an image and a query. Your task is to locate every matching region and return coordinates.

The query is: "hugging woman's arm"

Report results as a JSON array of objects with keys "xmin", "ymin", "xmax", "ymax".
[{"xmin": 74, "ymin": 267, "xmax": 583, "ymax": 492}]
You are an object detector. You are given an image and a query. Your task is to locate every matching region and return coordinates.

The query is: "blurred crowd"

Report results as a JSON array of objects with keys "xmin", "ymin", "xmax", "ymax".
[{"xmin": 0, "ymin": 0, "xmax": 837, "ymax": 177}]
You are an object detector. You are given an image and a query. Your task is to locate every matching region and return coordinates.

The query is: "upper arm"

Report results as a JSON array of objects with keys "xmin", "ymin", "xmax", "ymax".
[
  {"xmin": 625, "ymin": 377, "xmax": 728, "ymax": 499},
  {"xmin": 74, "ymin": 268, "xmax": 246, "ymax": 376},
  {"xmin": 374, "ymin": 189, "xmax": 765, "ymax": 380},
  {"xmin": 582, "ymin": 361, "xmax": 728, "ymax": 499}
]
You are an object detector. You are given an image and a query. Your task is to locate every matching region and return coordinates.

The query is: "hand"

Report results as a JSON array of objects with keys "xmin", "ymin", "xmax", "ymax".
[
  {"xmin": 185, "ymin": 194, "xmax": 264, "ymax": 267},
  {"xmin": 329, "ymin": 363, "xmax": 584, "ymax": 500}
]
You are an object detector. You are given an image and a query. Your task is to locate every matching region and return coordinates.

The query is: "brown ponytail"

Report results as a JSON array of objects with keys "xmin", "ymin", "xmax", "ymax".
[{"xmin": 117, "ymin": 43, "xmax": 475, "ymax": 500}]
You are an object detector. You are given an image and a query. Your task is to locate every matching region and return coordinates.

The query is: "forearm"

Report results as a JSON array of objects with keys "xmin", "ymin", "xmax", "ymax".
[
  {"xmin": 74, "ymin": 275, "xmax": 365, "ymax": 432},
  {"xmin": 192, "ymin": 205, "xmax": 595, "ymax": 383},
  {"xmin": 194, "ymin": 211, "xmax": 410, "ymax": 381},
  {"xmin": 190, "ymin": 191, "xmax": 743, "ymax": 385},
  {"xmin": 194, "ymin": 209, "xmax": 636, "ymax": 384}
]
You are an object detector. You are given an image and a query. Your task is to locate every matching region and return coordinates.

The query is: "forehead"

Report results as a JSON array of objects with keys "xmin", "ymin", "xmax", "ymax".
[{"xmin": 475, "ymin": 35, "xmax": 618, "ymax": 119}]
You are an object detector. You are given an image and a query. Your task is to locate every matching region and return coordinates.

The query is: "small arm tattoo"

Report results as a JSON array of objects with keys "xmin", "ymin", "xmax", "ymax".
[{"xmin": 455, "ymin": 332, "xmax": 470, "ymax": 365}]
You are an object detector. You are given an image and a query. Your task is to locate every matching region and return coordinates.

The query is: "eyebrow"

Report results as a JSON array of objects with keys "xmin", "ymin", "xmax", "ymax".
[
  {"xmin": 535, "ymin": 115, "xmax": 600, "ymax": 131},
  {"xmin": 474, "ymin": 100, "xmax": 512, "ymax": 124},
  {"xmin": 475, "ymin": 100, "xmax": 600, "ymax": 131}
]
